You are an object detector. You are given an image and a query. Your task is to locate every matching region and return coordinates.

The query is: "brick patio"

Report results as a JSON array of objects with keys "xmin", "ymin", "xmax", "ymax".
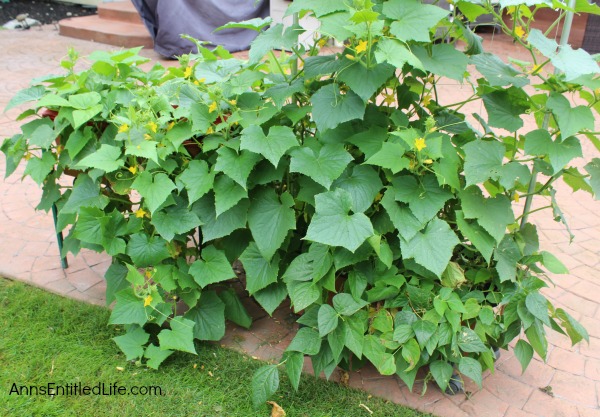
[{"xmin": 1, "ymin": 25, "xmax": 599, "ymax": 417}]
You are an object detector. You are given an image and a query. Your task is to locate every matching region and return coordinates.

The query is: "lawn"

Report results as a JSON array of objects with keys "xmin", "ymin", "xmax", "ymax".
[{"xmin": 0, "ymin": 277, "xmax": 429, "ymax": 417}]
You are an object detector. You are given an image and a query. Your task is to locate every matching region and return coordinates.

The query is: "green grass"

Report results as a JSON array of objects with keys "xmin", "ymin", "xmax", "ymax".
[{"xmin": 0, "ymin": 278, "xmax": 429, "ymax": 417}]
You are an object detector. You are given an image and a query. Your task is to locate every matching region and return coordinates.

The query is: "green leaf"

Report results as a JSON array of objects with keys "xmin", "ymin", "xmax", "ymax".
[
  {"xmin": 144, "ymin": 344, "xmax": 174, "ymax": 370},
  {"xmin": 494, "ymin": 235, "xmax": 521, "ymax": 282},
  {"xmin": 393, "ymin": 174, "xmax": 453, "ymax": 224},
  {"xmin": 284, "ymin": 0, "xmax": 347, "ymax": 16},
  {"xmin": 318, "ymin": 304, "xmax": 339, "ymax": 337},
  {"xmin": 113, "ymin": 326, "xmax": 149, "ymax": 361},
  {"xmin": 178, "ymin": 160, "xmax": 215, "ymax": 205},
  {"xmin": 456, "ymin": 211, "xmax": 495, "ymax": 263},
  {"xmin": 251, "ymin": 365, "xmax": 279, "ymax": 409},
  {"xmin": 249, "ymin": 23, "xmax": 297, "ymax": 64},
  {"xmin": 400, "ymin": 218, "xmax": 459, "ymax": 277},
  {"xmin": 215, "ymin": 16, "xmax": 272, "ymax": 32},
  {"xmin": 332, "ymin": 165, "xmax": 382, "ymax": 212},
  {"xmin": 460, "ymin": 186, "xmax": 514, "ymax": 243},
  {"xmin": 481, "ymin": 87, "xmax": 529, "ymax": 132},
  {"xmin": 463, "ymin": 140, "xmax": 506, "ymax": 186},
  {"xmin": 413, "ymin": 43, "xmax": 469, "ymax": 81},
  {"xmin": 471, "ymin": 53, "xmax": 529, "ymax": 87},
  {"xmin": 152, "ymin": 205, "xmax": 202, "ymax": 241},
  {"xmin": 287, "ymin": 327, "xmax": 322, "ymax": 355},
  {"xmin": 184, "ymin": 290, "xmax": 226, "ymax": 341},
  {"xmin": 195, "ymin": 195, "xmax": 249, "ymax": 242},
  {"xmin": 218, "ymin": 288, "xmax": 252, "ymax": 329},
  {"xmin": 364, "ymin": 142, "xmax": 410, "ymax": 174},
  {"xmin": 556, "ymin": 308, "xmax": 589, "ymax": 345},
  {"xmin": 285, "ymin": 351, "xmax": 304, "ymax": 391},
  {"xmin": 402, "ymin": 338, "xmax": 421, "ymax": 372},
  {"xmin": 248, "ymin": 188, "xmax": 296, "ymax": 261},
  {"xmin": 132, "ymin": 171, "xmax": 176, "ymax": 214},
  {"xmin": 24, "ymin": 152, "xmax": 55, "ymax": 185},
  {"xmin": 459, "ymin": 356, "xmax": 483, "ymax": 388},
  {"xmin": 412, "ymin": 320, "xmax": 437, "ymax": 348},
  {"xmin": 126, "ymin": 233, "xmax": 171, "ymax": 267},
  {"xmin": 458, "ymin": 327, "xmax": 488, "ymax": 353},
  {"xmin": 287, "ymin": 280, "xmax": 320, "ymax": 312},
  {"xmin": 585, "ymin": 158, "xmax": 600, "ymax": 199},
  {"xmin": 290, "ymin": 143, "xmax": 353, "ymax": 189},
  {"xmin": 305, "ymin": 188, "xmax": 374, "ymax": 253},
  {"xmin": 380, "ymin": 189, "xmax": 425, "ymax": 241},
  {"xmin": 546, "ymin": 93, "xmax": 595, "ymax": 139},
  {"xmin": 429, "ymin": 360, "xmax": 454, "ymax": 392},
  {"xmin": 77, "ymin": 144, "xmax": 123, "ymax": 173},
  {"xmin": 264, "ymin": 79, "xmax": 305, "ymax": 109},
  {"xmin": 374, "ymin": 38, "xmax": 424, "ymax": 71},
  {"xmin": 104, "ymin": 263, "xmax": 128, "ymax": 305},
  {"xmin": 343, "ymin": 315, "xmax": 365, "ymax": 358},
  {"xmin": 253, "ymin": 283, "xmax": 288, "ymax": 316},
  {"xmin": 189, "ymin": 246, "xmax": 235, "ymax": 287},
  {"xmin": 383, "ymin": 0, "xmax": 449, "ymax": 42},
  {"xmin": 332, "ymin": 293, "xmax": 368, "ymax": 316},
  {"xmin": 213, "ymin": 175, "xmax": 247, "ymax": 217},
  {"xmin": 337, "ymin": 60, "xmax": 395, "ymax": 102},
  {"xmin": 525, "ymin": 321, "xmax": 548, "ymax": 359},
  {"xmin": 240, "ymin": 125, "xmax": 298, "ymax": 167},
  {"xmin": 21, "ymin": 118, "xmax": 56, "ymax": 149},
  {"xmin": 215, "ymin": 147, "xmax": 261, "ymax": 190},
  {"xmin": 239, "ymin": 242, "xmax": 280, "ymax": 294},
  {"xmin": 61, "ymin": 175, "xmax": 109, "ymax": 214},
  {"xmin": 109, "ymin": 288, "xmax": 147, "ymax": 325},
  {"xmin": 125, "ymin": 140, "xmax": 158, "ymax": 165},
  {"xmin": 72, "ymin": 104, "xmax": 103, "ymax": 129},
  {"xmin": 190, "ymin": 103, "xmax": 217, "ymax": 133},
  {"xmin": 5, "ymin": 85, "xmax": 46, "ymax": 111},
  {"xmin": 310, "ymin": 84, "xmax": 365, "ymax": 131},
  {"xmin": 157, "ymin": 317, "xmax": 196, "ymax": 354},
  {"xmin": 525, "ymin": 293, "xmax": 550, "ymax": 326},
  {"xmin": 514, "ymin": 339, "xmax": 534, "ymax": 373},
  {"xmin": 363, "ymin": 335, "xmax": 396, "ymax": 375}
]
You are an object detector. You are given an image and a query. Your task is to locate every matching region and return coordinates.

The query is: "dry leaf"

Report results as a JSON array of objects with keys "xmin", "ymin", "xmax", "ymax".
[
  {"xmin": 359, "ymin": 403, "xmax": 373, "ymax": 415},
  {"xmin": 267, "ymin": 401, "xmax": 286, "ymax": 417},
  {"xmin": 116, "ymin": 366, "xmax": 124, "ymax": 372},
  {"xmin": 339, "ymin": 371, "xmax": 349, "ymax": 386}
]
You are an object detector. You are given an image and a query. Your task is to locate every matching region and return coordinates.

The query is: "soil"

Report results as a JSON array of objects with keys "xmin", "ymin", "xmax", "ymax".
[{"xmin": 0, "ymin": 0, "xmax": 97, "ymax": 26}]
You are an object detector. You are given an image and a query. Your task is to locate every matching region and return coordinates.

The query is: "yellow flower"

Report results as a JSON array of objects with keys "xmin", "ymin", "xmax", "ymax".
[
  {"xmin": 228, "ymin": 99, "xmax": 237, "ymax": 106},
  {"xmin": 118, "ymin": 124, "xmax": 129, "ymax": 133},
  {"xmin": 144, "ymin": 295, "xmax": 153, "ymax": 307},
  {"xmin": 383, "ymin": 93, "xmax": 395, "ymax": 105},
  {"xmin": 128, "ymin": 165, "xmax": 138, "ymax": 175},
  {"xmin": 167, "ymin": 121, "xmax": 175, "ymax": 131},
  {"xmin": 208, "ymin": 101, "xmax": 218, "ymax": 113},
  {"xmin": 414, "ymin": 137, "xmax": 427, "ymax": 151},
  {"xmin": 144, "ymin": 134, "xmax": 152, "ymax": 141},
  {"xmin": 134, "ymin": 208, "xmax": 148, "ymax": 218},
  {"xmin": 206, "ymin": 126, "xmax": 214, "ymax": 134},
  {"xmin": 198, "ymin": 78, "xmax": 206, "ymax": 83},
  {"xmin": 506, "ymin": 6, "xmax": 516, "ymax": 15},
  {"xmin": 422, "ymin": 94, "xmax": 432, "ymax": 107},
  {"xmin": 355, "ymin": 40, "xmax": 368, "ymax": 54},
  {"xmin": 184, "ymin": 66, "xmax": 193, "ymax": 78},
  {"xmin": 513, "ymin": 193, "xmax": 520, "ymax": 203},
  {"xmin": 147, "ymin": 121, "xmax": 158, "ymax": 133},
  {"xmin": 193, "ymin": 80, "xmax": 200, "ymax": 85},
  {"xmin": 424, "ymin": 159, "xmax": 433, "ymax": 164},
  {"xmin": 515, "ymin": 26, "xmax": 525, "ymax": 39},
  {"xmin": 317, "ymin": 38, "xmax": 328, "ymax": 47}
]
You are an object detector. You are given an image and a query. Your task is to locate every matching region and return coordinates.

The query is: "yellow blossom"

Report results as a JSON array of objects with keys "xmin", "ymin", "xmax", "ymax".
[
  {"xmin": 24, "ymin": 152, "xmax": 33, "ymax": 160},
  {"xmin": 317, "ymin": 38, "xmax": 328, "ymax": 48},
  {"xmin": 147, "ymin": 121, "xmax": 158, "ymax": 133},
  {"xmin": 383, "ymin": 93, "xmax": 396, "ymax": 105},
  {"xmin": 56, "ymin": 144, "xmax": 64, "ymax": 155},
  {"xmin": 193, "ymin": 80, "xmax": 200, "ymax": 85},
  {"xmin": 228, "ymin": 99, "xmax": 237, "ymax": 106},
  {"xmin": 513, "ymin": 193, "xmax": 520, "ymax": 203},
  {"xmin": 355, "ymin": 40, "xmax": 368, "ymax": 54},
  {"xmin": 198, "ymin": 77, "xmax": 206, "ymax": 83},
  {"xmin": 414, "ymin": 137, "xmax": 427, "ymax": 151},
  {"xmin": 118, "ymin": 124, "xmax": 129, "ymax": 133},
  {"xmin": 167, "ymin": 121, "xmax": 175, "ymax": 131},
  {"xmin": 206, "ymin": 126, "xmax": 214, "ymax": 134},
  {"xmin": 144, "ymin": 134, "xmax": 152, "ymax": 141},
  {"xmin": 345, "ymin": 54, "xmax": 356, "ymax": 61},
  {"xmin": 184, "ymin": 66, "xmax": 193, "ymax": 78},
  {"xmin": 144, "ymin": 295, "xmax": 153, "ymax": 307},
  {"xmin": 422, "ymin": 94, "xmax": 432, "ymax": 107},
  {"xmin": 515, "ymin": 26, "xmax": 525, "ymax": 39},
  {"xmin": 506, "ymin": 6, "xmax": 516, "ymax": 15},
  {"xmin": 128, "ymin": 165, "xmax": 138, "ymax": 175},
  {"xmin": 144, "ymin": 269, "xmax": 153, "ymax": 279},
  {"xmin": 424, "ymin": 159, "xmax": 433, "ymax": 164},
  {"xmin": 208, "ymin": 101, "xmax": 218, "ymax": 113},
  {"xmin": 134, "ymin": 208, "xmax": 148, "ymax": 218}
]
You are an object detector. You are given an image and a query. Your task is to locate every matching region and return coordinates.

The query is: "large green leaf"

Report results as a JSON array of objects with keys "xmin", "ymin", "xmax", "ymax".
[
  {"xmin": 462, "ymin": 140, "xmax": 506, "ymax": 186},
  {"xmin": 481, "ymin": 87, "xmax": 529, "ymax": 132},
  {"xmin": 21, "ymin": 118, "xmax": 56, "ymax": 149},
  {"xmin": 194, "ymin": 194, "xmax": 249, "ymax": 242},
  {"xmin": 383, "ymin": 0, "xmax": 449, "ymax": 42},
  {"xmin": 287, "ymin": 280, "xmax": 320, "ymax": 312},
  {"xmin": 248, "ymin": 189, "xmax": 296, "ymax": 261},
  {"xmin": 525, "ymin": 293, "xmax": 551, "ymax": 326},
  {"xmin": 494, "ymin": 235, "xmax": 521, "ymax": 282},
  {"xmin": 546, "ymin": 93, "xmax": 595, "ymax": 139},
  {"xmin": 412, "ymin": 44, "xmax": 469, "ymax": 81},
  {"xmin": 332, "ymin": 293, "xmax": 368, "ymax": 316},
  {"xmin": 109, "ymin": 288, "xmax": 148, "ymax": 325},
  {"xmin": 240, "ymin": 125, "xmax": 298, "ymax": 167},
  {"xmin": 126, "ymin": 233, "xmax": 171, "ymax": 267},
  {"xmin": 144, "ymin": 344, "xmax": 174, "ymax": 370},
  {"xmin": 374, "ymin": 38, "xmax": 424, "ymax": 71},
  {"xmin": 460, "ymin": 186, "xmax": 514, "ymax": 243},
  {"xmin": 318, "ymin": 304, "xmax": 339, "ymax": 337},
  {"xmin": 400, "ymin": 218, "xmax": 459, "ymax": 277},
  {"xmin": 184, "ymin": 290, "xmax": 226, "ymax": 341},
  {"xmin": 253, "ymin": 283, "xmax": 288, "ymax": 316},
  {"xmin": 459, "ymin": 356, "xmax": 483, "ymax": 388},
  {"xmin": 429, "ymin": 360, "xmax": 454, "ymax": 392},
  {"xmin": 287, "ymin": 327, "xmax": 322, "ymax": 355},
  {"xmin": 332, "ymin": 165, "xmax": 383, "ymax": 212},
  {"xmin": 77, "ymin": 144, "xmax": 123, "ymax": 173},
  {"xmin": 392, "ymin": 174, "xmax": 452, "ymax": 223},
  {"xmin": 456, "ymin": 211, "xmax": 495, "ymax": 263},
  {"xmin": 61, "ymin": 175, "xmax": 109, "ymax": 214},
  {"xmin": 471, "ymin": 53, "xmax": 529, "ymax": 87},
  {"xmin": 177, "ymin": 160, "xmax": 215, "ymax": 205},
  {"xmin": 585, "ymin": 158, "xmax": 600, "ymax": 199},
  {"xmin": 290, "ymin": 143, "xmax": 353, "ymax": 189},
  {"xmin": 457, "ymin": 327, "xmax": 488, "ymax": 353},
  {"xmin": 249, "ymin": 23, "xmax": 297, "ymax": 64},
  {"xmin": 380, "ymin": 189, "xmax": 425, "ymax": 241},
  {"xmin": 132, "ymin": 171, "xmax": 176, "ymax": 214},
  {"xmin": 305, "ymin": 188, "xmax": 374, "ymax": 253},
  {"xmin": 214, "ymin": 147, "xmax": 261, "ymax": 190},
  {"xmin": 525, "ymin": 321, "xmax": 548, "ymax": 359},
  {"xmin": 5, "ymin": 85, "xmax": 46, "ymax": 111},
  {"xmin": 113, "ymin": 326, "xmax": 149, "ymax": 361},
  {"xmin": 364, "ymin": 142, "xmax": 410, "ymax": 174},
  {"xmin": 190, "ymin": 102, "xmax": 217, "ymax": 133},
  {"xmin": 239, "ymin": 242, "xmax": 280, "ymax": 294},
  {"xmin": 285, "ymin": 351, "xmax": 304, "ymax": 391},
  {"xmin": 514, "ymin": 339, "xmax": 534, "ymax": 373},
  {"xmin": 157, "ymin": 317, "xmax": 196, "ymax": 354},
  {"xmin": 285, "ymin": 0, "xmax": 347, "ymax": 16},
  {"xmin": 189, "ymin": 245, "xmax": 235, "ymax": 287},
  {"xmin": 219, "ymin": 289, "xmax": 252, "ymax": 329},
  {"xmin": 251, "ymin": 365, "xmax": 279, "ymax": 409},
  {"xmin": 152, "ymin": 205, "xmax": 202, "ymax": 241},
  {"xmin": 363, "ymin": 335, "xmax": 396, "ymax": 375},
  {"xmin": 337, "ymin": 60, "xmax": 396, "ymax": 102},
  {"xmin": 213, "ymin": 175, "xmax": 247, "ymax": 217},
  {"xmin": 309, "ymin": 84, "xmax": 365, "ymax": 131}
]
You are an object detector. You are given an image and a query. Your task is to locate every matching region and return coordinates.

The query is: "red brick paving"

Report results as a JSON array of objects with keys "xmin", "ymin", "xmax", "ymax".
[{"xmin": 0, "ymin": 25, "xmax": 599, "ymax": 417}]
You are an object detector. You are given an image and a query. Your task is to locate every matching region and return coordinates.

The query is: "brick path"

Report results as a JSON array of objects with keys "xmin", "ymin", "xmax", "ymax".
[{"xmin": 1, "ymin": 26, "xmax": 599, "ymax": 417}]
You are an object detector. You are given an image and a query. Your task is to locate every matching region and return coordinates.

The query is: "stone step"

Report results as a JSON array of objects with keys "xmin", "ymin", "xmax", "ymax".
[
  {"xmin": 59, "ymin": 15, "xmax": 153, "ymax": 49},
  {"xmin": 98, "ymin": 1, "xmax": 143, "ymax": 24}
]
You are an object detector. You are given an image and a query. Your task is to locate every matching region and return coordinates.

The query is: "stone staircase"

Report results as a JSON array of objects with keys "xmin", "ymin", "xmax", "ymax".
[{"xmin": 59, "ymin": 1, "xmax": 153, "ymax": 49}]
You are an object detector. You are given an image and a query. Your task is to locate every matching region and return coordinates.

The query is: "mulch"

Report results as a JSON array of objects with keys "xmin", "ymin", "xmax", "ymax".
[{"xmin": 0, "ymin": 0, "xmax": 97, "ymax": 26}]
